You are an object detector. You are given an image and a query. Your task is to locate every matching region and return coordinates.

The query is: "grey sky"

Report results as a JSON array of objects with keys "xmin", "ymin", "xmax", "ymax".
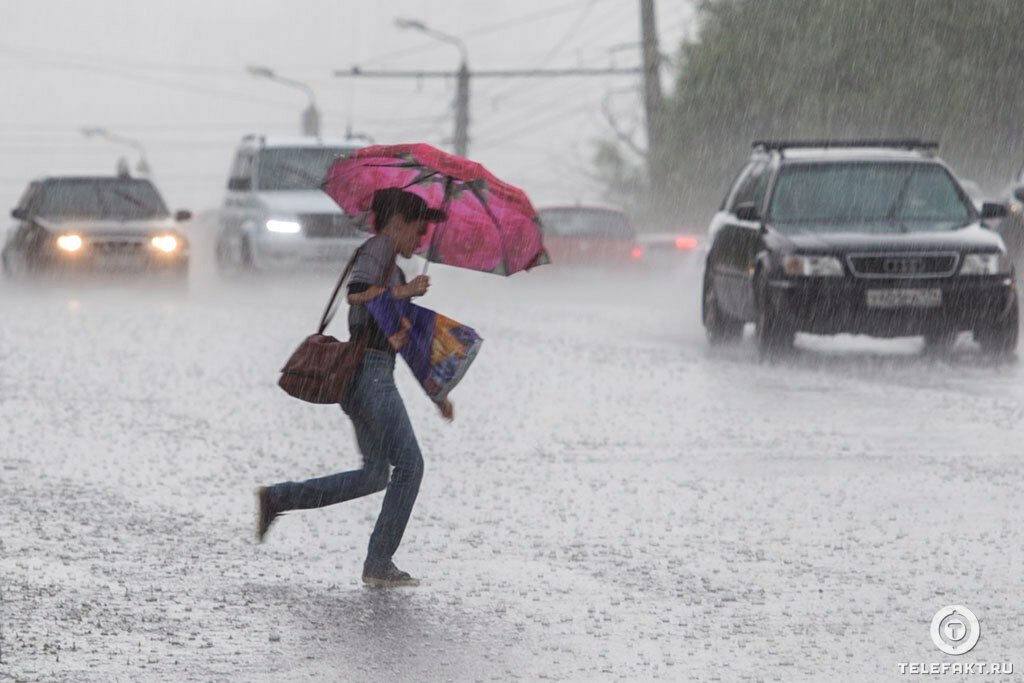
[{"xmin": 0, "ymin": 0, "xmax": 695, "ymax": 214}]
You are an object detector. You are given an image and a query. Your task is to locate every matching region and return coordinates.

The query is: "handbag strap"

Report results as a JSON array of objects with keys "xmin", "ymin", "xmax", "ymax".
[{"xmin": 317, "ymin": 240, "xmax": 397, "ymax": 334}]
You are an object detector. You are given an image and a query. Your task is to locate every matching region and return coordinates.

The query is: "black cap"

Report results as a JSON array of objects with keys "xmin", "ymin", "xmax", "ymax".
[{"xmin": 371, "ymin": 187, "xmax": 446, "ymax": 230}]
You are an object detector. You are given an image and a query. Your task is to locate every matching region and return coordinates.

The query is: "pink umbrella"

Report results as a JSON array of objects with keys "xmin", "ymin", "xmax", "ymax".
[{"xmin": 323, "ymin": 143, "xmax": 549, "ymax": 276}]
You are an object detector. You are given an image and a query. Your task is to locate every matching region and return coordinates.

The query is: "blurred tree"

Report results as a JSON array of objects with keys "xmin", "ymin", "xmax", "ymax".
[
  {"xmin": 616, "ymin": 0, "xmax": 1024, "ymax": 227},
  {"xmin": 593, "ymin": 139, "xmax": 646, "ymax": 215}
]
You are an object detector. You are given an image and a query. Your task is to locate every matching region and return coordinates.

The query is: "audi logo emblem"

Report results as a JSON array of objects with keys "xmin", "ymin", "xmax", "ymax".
[{"xmin": 882, "ymin": 258, "xmax": 925, "ymax": 274}]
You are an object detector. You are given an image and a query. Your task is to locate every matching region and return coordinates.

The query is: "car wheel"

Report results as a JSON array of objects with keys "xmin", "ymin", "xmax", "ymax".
[
  {"xmin": 755, "ymin": 275, "xmax": 795, "ymax": 356},
  {"xmin": 215, "ymin": 236, "xmax": 234, "ymax": 273},
  {"xmin": 702, "ymin": 270, "xmax": 744, "ymax": 344},
  {"xmin": 239, "ymin": 236, "xmax": 255, "ymax": 270},
  {"xmin": 923, "ymin": 331, "xmax": 957, "ymax": 354},
  {"xmin": 171, "ymin": 261, "xmax": 189, "ymax": 286},
  {"xmin": 974, "ymin": 293, "xmax": 1019, "ymax": 356},
  {"xmin": 1, "ymin": 247, "xmax": 30, "ymax": 280},
  {"xmin": 216, "ymin": 234, "xmax": 253, "ymax": 275}
]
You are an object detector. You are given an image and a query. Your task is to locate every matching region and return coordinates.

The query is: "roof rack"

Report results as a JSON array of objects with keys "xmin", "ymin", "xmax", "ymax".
[{"xmin": 752, "ymin": 139, "xmax": 939, "ymax": 155}]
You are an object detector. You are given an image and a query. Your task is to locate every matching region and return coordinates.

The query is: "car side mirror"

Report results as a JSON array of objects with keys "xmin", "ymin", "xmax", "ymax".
[
  {"xmin": 228, "ymin": 177, "xmax": 251, "ymax": 191},
  {"xmin": 734, "ymin": 203, "xmax": 760, "ymax": 222},
  {"xmin": 980, "ymin": 202, "xmax": 1007, "ymax": 220},
  {"xmin": 1013, "ymin": 186, "xmax": 1024, "ymax": 203},
  {"xmin": 174, "ymin": 209, "xmax": 193, "ymax": 222},
  {"xmin": 11, "ymin": 208, "xmax": 26, "ymax": 220}
]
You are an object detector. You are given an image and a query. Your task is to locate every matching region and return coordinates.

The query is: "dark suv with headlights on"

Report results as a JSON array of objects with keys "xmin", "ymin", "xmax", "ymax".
[
  {"xmin": 702, "ymin": 140, "xmax": 1018, "ymax": 355},
  {"xmin": 2, "ymin": 176, "xmax": 191, "ymax": 279}
]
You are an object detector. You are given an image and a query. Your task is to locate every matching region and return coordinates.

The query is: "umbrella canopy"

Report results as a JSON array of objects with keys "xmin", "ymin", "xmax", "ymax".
[{"xmin": 323, "ymin": 143, "xmax": 549, "ymax": 276}]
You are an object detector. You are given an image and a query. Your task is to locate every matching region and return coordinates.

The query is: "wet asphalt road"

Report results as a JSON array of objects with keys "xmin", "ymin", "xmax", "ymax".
[{"xmin": 2, "ymin": 239, "xmax": 1023, "ymax": 681}]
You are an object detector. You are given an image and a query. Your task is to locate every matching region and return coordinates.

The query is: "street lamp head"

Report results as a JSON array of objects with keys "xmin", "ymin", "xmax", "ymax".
[
  {"xmin": 393, "ymin": 18, "xmax": 467, "ymax": 64},
  {"xmin": 247, "ymin": 65, "xmax": 275, "ymax": 79},
  {"xmin": 394, "ymin": 18, "xmax": 427, "ymax": 31},
  {"xmin": 80, "ymin": 127, "xmax": 107, "ymax": 138},
  {"xmin": 247, "ymin": 66, "xmax": 319, "ymax": 136}
]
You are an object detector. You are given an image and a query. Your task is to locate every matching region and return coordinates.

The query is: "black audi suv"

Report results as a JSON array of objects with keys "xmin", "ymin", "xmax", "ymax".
[{"xmin": 702, "ymin": 140, "xmax": 1018, "ymax": 356}]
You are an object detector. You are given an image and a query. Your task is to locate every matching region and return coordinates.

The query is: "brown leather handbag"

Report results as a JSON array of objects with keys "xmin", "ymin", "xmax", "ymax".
[{"xmin": 278, "ymin": 246, "xmax": 393, "ymax": 404}]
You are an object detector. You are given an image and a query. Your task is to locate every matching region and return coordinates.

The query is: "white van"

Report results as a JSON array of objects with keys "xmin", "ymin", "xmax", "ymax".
[{"xmin": 214, "ymin": 135, "xmax": 367, "ymax": 271}]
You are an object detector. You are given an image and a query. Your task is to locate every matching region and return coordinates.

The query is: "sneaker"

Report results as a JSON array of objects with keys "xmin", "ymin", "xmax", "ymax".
[
  {"xmin": 362, "ymin": 561, "xmax": 420, "ymax": 587},
  {"xmin": 255, "ymin": 486, "xmax": 280, "ymax": 543}
]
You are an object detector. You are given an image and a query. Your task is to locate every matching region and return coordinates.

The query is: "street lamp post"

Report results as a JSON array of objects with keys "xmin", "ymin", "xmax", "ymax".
[
  {"xmin": 394, "ymin": 18, "xmax": 470, "ymax": 157},
  {"xmin": 81, "ymin": 127, "xmax": 152, "ymax": 176},
  {"xmin": 247, "ymin": 65, "xmax": 321, "ymax": 137}
]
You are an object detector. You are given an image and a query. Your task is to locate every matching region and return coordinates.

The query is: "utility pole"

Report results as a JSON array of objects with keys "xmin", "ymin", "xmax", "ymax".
[
  {"xmin": 640, "ymin": 0, "xmax": 664, "ymax": 187},
  {"xmin": 301, "ymin": 105, "xmax": 321, "ymax": 138},
  {"xmin": 395, "ymin": 19, "xmax": 471, "ymax": 156},
  {"xmin": 454, "ymin": 61, "xmax": 470, "ymax": 157}
]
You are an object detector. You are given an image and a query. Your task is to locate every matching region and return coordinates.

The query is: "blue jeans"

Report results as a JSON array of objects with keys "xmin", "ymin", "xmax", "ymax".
[{"xmin": 268, "ymin": 351, "xmax": 424, "ymax": 569}]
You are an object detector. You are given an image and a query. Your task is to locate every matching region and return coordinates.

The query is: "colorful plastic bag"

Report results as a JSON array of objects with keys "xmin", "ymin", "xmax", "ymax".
[{"xmin": 366, "ymin": 290, "xmax": 483, "ymax": 403}]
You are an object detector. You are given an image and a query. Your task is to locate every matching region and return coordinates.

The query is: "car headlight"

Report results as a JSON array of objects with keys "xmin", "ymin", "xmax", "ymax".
[
  {"xmin": 151, "ymin": 235, "xmax": 178, "ymax": 253},
  {"xmin": 960, "ymin": 253, "xmax": 1010, "ymax": 275},
  {"xmin": 783, "ymin": 254, "xmax": 844, "ymax": 277},
  {"xmin": 56, "ymin": 234, "xmax": 83, "ymax": 252},
  {"xmin": 266, "ymin": 219, "xmax": 301, "ymax": 234}
]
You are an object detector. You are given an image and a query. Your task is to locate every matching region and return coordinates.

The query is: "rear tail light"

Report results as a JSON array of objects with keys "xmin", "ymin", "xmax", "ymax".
[
  {"xmin": 631, "ymin": 246, "xmax": 643, "ymax": 260},
  {"xmin": 675, "ymin": 236, "xmax": 698, "ymax": 250}
]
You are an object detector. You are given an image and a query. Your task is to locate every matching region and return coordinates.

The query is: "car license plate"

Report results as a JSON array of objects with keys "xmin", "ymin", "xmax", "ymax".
[
  {"xmin": 866, "ymin": 288, "xmax": 942, "ymax": 308},
  {"xmin": 97, "ymin": 252, "xmax": 145, "ymax": 270}
]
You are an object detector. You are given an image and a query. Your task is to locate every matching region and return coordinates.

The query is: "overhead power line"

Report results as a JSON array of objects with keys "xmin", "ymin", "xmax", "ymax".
[
  {"xmin": 338, "ymin": 67, "xmax": 642, "ymax": 79},
  {"xmin": 353, "ymin": 0, "xmax": 616, "ymax": 68},
  {"xmin": 335, "ymin": 64, "xmax": 641, "ymax": 157}
]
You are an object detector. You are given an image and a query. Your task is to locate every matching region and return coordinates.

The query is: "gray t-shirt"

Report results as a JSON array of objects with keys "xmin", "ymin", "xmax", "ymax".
[{"xmin": 347, "ymin": 234, "xmax": 406, "ymax": 348}]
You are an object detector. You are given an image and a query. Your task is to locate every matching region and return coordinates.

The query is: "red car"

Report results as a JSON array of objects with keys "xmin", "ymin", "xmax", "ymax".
[
  {"xmin": 537, "ymin": 203, "xmax": 642, "ymax": 266},
  {"xmin": 636, "ymin": 231, "xmax": 704, "ymax": 269}
]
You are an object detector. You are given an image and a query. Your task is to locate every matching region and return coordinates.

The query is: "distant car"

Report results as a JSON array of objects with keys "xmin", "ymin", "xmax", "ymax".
[
  {"xmin": 636, "ymin": 231, "xmax": 703, "ymax": 269},
  {"xmin": 702, "ymin": 139, "xmax": 1017, "ymax": 355},
  {"xmin": 214, "ymin": 135, "xmax": 367, "ymax": 272},
  {"xmin": 536, "ymin": 203, "xmax": 642, "ymax": 266},
  {"xmin": 2, "ymin": 175, "xmax": 190, "ymax": 279}
]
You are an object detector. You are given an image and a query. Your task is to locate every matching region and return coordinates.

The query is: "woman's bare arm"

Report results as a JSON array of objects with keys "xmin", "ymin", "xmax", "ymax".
[
  {"xmin": 346, "ymin": 281, "xmax": 423, "ymax": 305},
  {"xmin": 346, "ymin": 286, "xmax": 386, "ymax": 305}
]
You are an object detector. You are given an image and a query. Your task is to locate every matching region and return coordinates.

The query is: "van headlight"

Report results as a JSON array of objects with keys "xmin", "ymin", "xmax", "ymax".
[
  {"xmin": 783, "ymin": 254, "xmax": 844, "ymax": 277},
  {"xmin": 960, "ymin": 253, "xmax": 1010, "ymax": 275},
  {"xmin": 266, "ymin": 219, "xmax": 301, "ymax": 234},
  {"xmin": 150, "ymin": 235, "xmax": 179, "ymax": 253}
]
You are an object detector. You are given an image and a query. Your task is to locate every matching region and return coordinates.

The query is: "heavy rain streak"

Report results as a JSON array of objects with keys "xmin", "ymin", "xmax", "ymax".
[{"xmin": 3, "ymin": 1, "xmax": 1024, "ymax": 680}]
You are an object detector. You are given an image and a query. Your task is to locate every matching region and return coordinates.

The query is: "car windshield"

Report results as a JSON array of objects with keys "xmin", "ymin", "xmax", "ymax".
[
  {"xmin": 539, "ymin": 208, "xmax": 634, "ymax": 239},
  {"xmin": 256, "ymin": 147, "xmax": 353, "ymax": 191},
  {"xmin": 768, "ymin": 162, "xmax": 974, "ymax": 232},
  {"xmin": 35, "ymin": 179, "xmax": 169, "ymax": 220}
]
